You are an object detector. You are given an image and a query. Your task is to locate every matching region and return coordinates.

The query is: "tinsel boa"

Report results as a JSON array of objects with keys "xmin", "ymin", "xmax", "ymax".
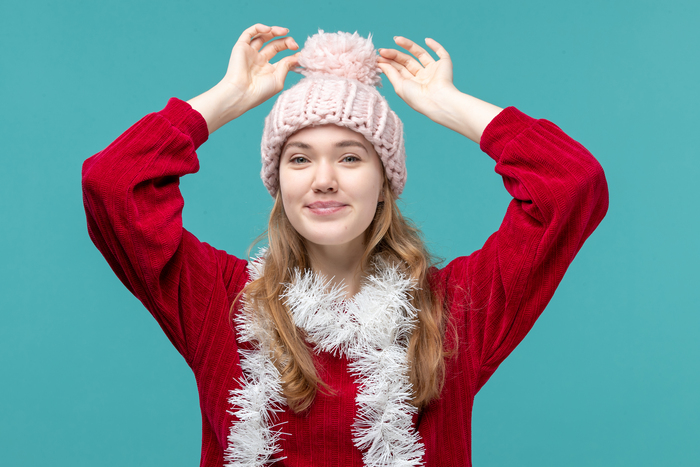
[{"xmin": 225, "ymin": 250, "xmax": 425, "ymax": 466}]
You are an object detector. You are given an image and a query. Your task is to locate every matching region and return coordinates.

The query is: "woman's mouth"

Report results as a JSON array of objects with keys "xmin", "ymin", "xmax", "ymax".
[{"xmin": 306, "ymin": 201, "xmax": 348, "ymax": 215}]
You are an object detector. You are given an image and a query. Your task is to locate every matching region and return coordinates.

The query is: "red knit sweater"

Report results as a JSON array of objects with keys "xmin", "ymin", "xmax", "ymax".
[{"xmin": 82, "ymin": 97, "xmax": 608, "ymax": 466}]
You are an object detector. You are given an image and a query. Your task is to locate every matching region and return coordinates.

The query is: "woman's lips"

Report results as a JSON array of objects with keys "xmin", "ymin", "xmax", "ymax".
[{"xmin": 306, "ymin": 201, "xmax": 348, "ymax": 215}]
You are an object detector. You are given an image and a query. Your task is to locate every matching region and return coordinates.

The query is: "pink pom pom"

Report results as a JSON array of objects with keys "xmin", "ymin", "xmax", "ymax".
[{"xmin": 297, "ymin": 29, "xmax": 382, "ymax": 87}]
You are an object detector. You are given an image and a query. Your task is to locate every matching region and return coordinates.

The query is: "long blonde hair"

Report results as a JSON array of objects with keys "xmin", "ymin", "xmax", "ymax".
[{"xmin": 232, "ymin": 178, "xmax": 453, "ymax": 413}]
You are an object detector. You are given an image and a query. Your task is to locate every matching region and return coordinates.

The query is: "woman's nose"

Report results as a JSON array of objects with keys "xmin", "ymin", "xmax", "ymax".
[{"xmin": 311, "ymin": 161, "xmax": 338, "ymax": 193}]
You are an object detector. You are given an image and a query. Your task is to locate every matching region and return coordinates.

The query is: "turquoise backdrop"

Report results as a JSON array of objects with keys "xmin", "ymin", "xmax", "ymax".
[{"xmin": 1, "ymin": 0, "xmax": 698, "ymax": 465}]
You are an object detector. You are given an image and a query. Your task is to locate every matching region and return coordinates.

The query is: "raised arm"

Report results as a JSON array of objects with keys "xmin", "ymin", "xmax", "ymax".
[
  {"xmin": 81, "ymin": 24, "xmax": 299, "ymax": 364},
  {"xmin": 380, "ymin": 36, "xmax": 609, "ymax": 391},
  {"xmin": 82, "ymin": 99, "xmax": 221, "ymax": 363},
  {"xmin": 448, "ymin": 109, "xmax": 608, "ymax": 391}
]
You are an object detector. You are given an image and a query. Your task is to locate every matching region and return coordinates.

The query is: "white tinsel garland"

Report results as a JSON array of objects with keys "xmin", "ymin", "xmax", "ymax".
[{"xmin": 226, "ymin": 250, "xmax": 425, "ymax": 466}]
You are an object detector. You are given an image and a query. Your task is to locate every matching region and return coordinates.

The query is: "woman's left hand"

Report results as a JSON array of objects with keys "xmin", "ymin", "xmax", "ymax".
[
  {"xmin": 378, "ymin": 36, "xmax": 503, "ymax": 144},
  {"xmin": 377, "ymin": 36, "xmax": 457, "ymax": 120}
]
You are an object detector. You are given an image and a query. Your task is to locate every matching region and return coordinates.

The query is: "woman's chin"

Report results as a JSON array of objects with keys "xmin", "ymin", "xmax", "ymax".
[{"xmin": 301, "ymin": 230, "xmax": 366, "ymax": 251}]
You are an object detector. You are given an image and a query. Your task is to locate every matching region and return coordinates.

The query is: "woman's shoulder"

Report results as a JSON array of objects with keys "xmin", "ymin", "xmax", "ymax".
[
  {"xmin": 180, "ymin": 232, "xmax": 252, "ymax": 309},
  {"xmin": 428, "ymin": 255, "xmax": 472, "ymax": 290}
]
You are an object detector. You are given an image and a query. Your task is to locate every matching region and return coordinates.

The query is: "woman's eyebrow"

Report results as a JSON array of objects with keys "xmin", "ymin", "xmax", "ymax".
[
  {"xmin": 335, "ymin": 140, "xmax": 367, "ymax": 151},
  {"xmin": 284, "ymin": 141, "xmax": 312, "ymax": 151},
  {"xmin": 283, "ymin": 140, "xmax": 368, "ymax": 153}
]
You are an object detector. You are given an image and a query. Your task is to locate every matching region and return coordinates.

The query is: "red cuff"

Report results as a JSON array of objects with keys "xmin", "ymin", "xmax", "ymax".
[
  {"xmin": 157, "ymin": 97, "xmax": 210, "ymax": 150},
  {"xmin": 479, "ymin": 106, "xmax": 537, "ymax": 163}
]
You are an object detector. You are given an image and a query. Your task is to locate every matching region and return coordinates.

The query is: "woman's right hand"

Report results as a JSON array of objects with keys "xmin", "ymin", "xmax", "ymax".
[
  {"xmin": 188, "ymin": 24, "xmax": 300, "ymax": 134},
  {"xmin": 221, "ymin": 24, "xmax": 300, "ymax": 116}
]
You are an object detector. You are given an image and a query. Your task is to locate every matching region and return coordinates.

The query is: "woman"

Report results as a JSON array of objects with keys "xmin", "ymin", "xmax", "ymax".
[{"xmin": 82, "ymin": 23, "xmax": 608, "ymax": 467}]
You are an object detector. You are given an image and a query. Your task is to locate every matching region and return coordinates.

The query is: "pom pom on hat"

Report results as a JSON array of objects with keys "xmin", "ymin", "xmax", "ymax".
[
  {"xmin": 295, "ymin": 29, "xmax": 382, "ymax": 87},
  {"xmin": 261, "ymin": 29, "xmax": 406, "ymax": 198}
]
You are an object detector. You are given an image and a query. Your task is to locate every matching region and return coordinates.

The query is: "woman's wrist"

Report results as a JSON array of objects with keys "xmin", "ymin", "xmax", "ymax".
[
  {"xmin": 426, "ymin": 86, "xmax": 503, "ymax": 144},
  {"xmin": 187, "ymin": 82, "xmax": 248, "ymax": 135}
]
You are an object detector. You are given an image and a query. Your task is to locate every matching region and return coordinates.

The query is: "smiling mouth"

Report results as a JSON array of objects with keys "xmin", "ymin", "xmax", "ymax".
[{"xmin": 306, "ymin": 202, "xmax": 347, "ymax": 215}]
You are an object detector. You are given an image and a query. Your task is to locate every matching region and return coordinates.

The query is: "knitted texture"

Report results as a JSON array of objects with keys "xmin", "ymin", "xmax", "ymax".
[{"xmin": 261, "ymin": 30, "xmax": 406, "ymax": 197}]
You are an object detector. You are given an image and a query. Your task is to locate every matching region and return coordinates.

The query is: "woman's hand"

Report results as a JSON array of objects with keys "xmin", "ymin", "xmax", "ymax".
[
  {"xmin": 377, "ymin": 36, "xmax": 457, "ymax": 119},
  {"xmin": 188, "ymin": 24, "xmax": 300, "ymax": 134},
  {"xmin": 377, "ymin": 36, "xmax": 502, "ymax": 144},
  {"xmin": 221, "ymin": 24, "xmax": 300, "ymax": 116}
]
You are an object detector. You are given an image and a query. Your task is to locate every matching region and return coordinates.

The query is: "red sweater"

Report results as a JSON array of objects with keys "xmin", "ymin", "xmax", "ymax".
[{"xmin": 82, "ymin": 97, "xmax": 608, "ymax": 466}]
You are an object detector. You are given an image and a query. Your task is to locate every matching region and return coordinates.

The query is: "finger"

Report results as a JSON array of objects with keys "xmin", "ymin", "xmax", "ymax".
[
  {"xmin": 394, "ymin": 36, "xmax": 435, "ymax": 67},
  {"xmin": 238, "ymin": 23, "xmax": 273, "ymax": 44},
  {"xmin": 273, "ymin": 52, "xmax": 301, "ymax": 84},
  {"xmin": 250, "ymin": 31, "xmax": 276, "ymax": 51},
  {"xmin": 378, "ymin": 56, "xmax": 414, "ymax": 80},
  {"xmin": 259, "ymin": 36, "xmax": 299, "ymax": 62},
  {"xmin": 377, "ymin": 62, "xmax": 403, "ymax": 91},
  {"xmin": 378, "ymin": 48, "xmax": 423, "ymax": 76},
  {"xmin": 425, "ymin": 37, "xmax": 451, "ymax": 61},
  {"xmin": 250, "ymin": 26, "xmax": 292, "ymax": 51}
]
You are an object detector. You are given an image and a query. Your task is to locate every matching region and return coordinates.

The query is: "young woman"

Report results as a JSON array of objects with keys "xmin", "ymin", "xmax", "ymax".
[{"xmin": 82, "ymin": 23, "xmax": 608, "ymax": 467}]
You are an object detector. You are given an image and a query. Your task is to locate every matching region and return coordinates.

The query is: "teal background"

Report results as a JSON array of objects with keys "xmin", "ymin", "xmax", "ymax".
[{"xmin": 1, "ymin": 0, "xmax": 698, "ymax": 465}]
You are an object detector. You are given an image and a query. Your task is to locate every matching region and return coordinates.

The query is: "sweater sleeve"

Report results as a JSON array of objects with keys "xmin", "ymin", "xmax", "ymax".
[
  {"xmin": 434, "ymin": 106, "xmax": 609, "ymax": 392},
  {"xmin": 81, "ymin": 97, "xmax": 246, "ymax": 365}
]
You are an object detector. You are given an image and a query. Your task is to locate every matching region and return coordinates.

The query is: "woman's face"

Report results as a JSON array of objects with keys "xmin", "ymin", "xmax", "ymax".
[{"xmin": 279, "ymin": 124, "xmax": 384, "ymax": 250}]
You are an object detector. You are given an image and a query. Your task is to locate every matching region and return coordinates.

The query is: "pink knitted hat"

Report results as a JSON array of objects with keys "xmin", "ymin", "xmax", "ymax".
[{"xmin": 261, "ymin": 29, "xmax": 406, "ymax": 197}]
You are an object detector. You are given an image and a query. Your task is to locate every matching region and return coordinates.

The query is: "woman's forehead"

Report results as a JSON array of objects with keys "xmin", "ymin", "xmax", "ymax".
[
  {"xmin": 285, "ymin": 124, "xmax": 372, "ymax": 148},
  {"xmin": 282, "ymin": 123, "xmax": 374, "ymax": 152}
]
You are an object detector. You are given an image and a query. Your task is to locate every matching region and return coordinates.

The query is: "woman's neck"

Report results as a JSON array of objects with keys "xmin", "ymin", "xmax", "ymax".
[{"xmin": 305, "ymin": 239, "xmax": 365, "ymax": 297}]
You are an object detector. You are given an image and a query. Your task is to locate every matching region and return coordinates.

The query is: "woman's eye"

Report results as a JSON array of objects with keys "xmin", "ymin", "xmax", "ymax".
[
  {"xmin": 291, "ymin": 156, "xmax": 308, "ymax": 164},
  {"xmin": 342, "ymin": 155, "xmax": 360, "ymax": 163}
]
